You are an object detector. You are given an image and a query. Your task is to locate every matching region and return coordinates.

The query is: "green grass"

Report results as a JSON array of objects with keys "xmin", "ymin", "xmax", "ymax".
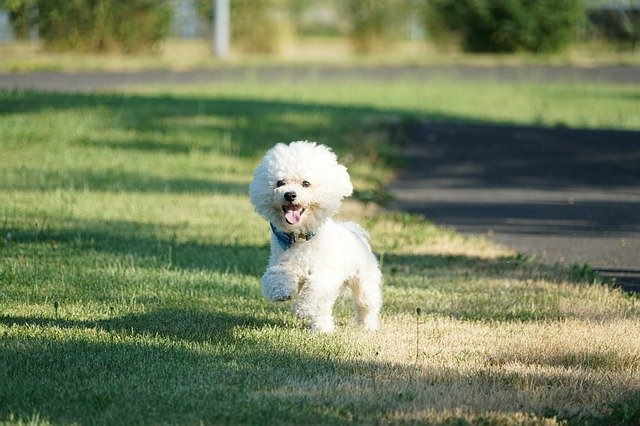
[{"xmin": 1, "ymin": 80, "xmax": 640, "ymax": 425}]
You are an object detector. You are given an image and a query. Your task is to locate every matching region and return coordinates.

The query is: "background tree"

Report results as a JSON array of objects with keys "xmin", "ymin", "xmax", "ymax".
[
  {"xmin": 423, "ymin": 0, "xmax": 586, "ymax": 53},
  {"xmin": 1, "ymin": 0, "xmax": 171, "ymax": 53},
  {"xmin": 342, "ymin": 0, "xmax": 412, "ymax": 54}
]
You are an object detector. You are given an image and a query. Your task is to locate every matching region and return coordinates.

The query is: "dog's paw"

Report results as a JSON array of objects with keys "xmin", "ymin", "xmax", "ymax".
[
  {"xmin": 261, "ymin": 269, "xmax": 295, "ymax": 302},
  {"xmin": 310, "ymin": 316, "xmax": 336, "ymax": 333},
  {"xmin": 272, "ymin": 293, "xmax": 292, "ymax": 302},
  {"xmin": 358, "ymin": 313, "xmax": 380, "ymax": 331},
  {"xmin": 362, "ymin": 317, "xmax": 380, "ymax": 331},
  {"xmin": 262, "ymin": 284, "xmax": 293, "ymax": 302}
]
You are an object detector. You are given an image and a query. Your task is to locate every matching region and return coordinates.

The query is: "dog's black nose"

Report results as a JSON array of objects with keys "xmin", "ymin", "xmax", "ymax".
[{"xmin": 284, "ymin": 191, "xmax": 296, "ymax": 202}]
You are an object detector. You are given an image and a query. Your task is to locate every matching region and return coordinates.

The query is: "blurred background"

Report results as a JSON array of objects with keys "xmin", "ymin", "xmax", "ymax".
[{"xmin": 0, "ymin": 0, "xmax": 638, "ymax": 71}]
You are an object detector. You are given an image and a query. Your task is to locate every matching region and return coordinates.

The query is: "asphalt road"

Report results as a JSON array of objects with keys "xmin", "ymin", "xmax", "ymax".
[{"xmin": 390, "ymin": 122, "xmax": 640, "ymax": 292}]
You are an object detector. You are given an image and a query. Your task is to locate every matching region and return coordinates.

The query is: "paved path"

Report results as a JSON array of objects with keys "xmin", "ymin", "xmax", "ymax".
[
  {"xmin": 1, "ymin": 64, "xmax": 640, "ymax": 91},
  {"xmin": 390, "ymin": 122, "xmax": 640, "ymax": 292}
]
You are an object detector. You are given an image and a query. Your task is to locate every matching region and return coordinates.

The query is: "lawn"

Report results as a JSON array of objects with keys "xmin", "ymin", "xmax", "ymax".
[{"xmin": 1, "ymin": 80, "xmax": 640, "ymax": 425}]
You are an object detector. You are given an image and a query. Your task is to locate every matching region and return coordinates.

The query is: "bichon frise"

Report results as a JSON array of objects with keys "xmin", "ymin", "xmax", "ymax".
[{"xmin": 249, "ymin": 141, "xmax": 382, "ymax": 333}]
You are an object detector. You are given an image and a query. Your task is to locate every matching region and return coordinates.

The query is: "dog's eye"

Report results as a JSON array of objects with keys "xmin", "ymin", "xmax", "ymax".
[
  {"xmin": 276, "ymin": 180, "xmax": 285, "ymax": 188},
  {"xmin": 302, "ymin": 180, "xmax": 311, "ymax": 188}
]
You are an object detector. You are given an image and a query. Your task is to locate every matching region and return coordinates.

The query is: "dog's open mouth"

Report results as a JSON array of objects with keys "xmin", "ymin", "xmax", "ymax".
[{"xmin": 282, "ymin": 204, "xmax": 305, "ymax": 225}]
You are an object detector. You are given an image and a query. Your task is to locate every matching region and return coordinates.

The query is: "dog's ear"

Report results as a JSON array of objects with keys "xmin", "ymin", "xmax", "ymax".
[{"xmin": 335, "ymin": 164, "xmax": 353, "ymax": 199}]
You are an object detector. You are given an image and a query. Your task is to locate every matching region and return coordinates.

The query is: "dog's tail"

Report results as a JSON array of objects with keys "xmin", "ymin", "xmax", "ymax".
[{"xmin": 342, "ymin": 221, "xmax": 372, "ymax": 249}]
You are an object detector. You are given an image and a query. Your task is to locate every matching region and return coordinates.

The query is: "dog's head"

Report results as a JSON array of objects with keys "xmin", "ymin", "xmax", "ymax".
[{"xmin": 249, "ymin": 141, "xmax": 353, "ymax": 234}]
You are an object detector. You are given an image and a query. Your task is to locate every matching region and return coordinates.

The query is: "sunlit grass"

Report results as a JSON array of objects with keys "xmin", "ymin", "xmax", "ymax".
[
  {"xmin": 1, "ymin": 80, "xmax": 639, "ymax": 424},
  {"xmin": 1, "ymin": 38, "xmax": 639, "ymax": 72}
]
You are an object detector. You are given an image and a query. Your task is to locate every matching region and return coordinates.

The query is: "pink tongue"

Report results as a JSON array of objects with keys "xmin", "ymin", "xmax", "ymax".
[{"xmin": 285, "ymin": 209, "xmax": 301, "ymax": 224}]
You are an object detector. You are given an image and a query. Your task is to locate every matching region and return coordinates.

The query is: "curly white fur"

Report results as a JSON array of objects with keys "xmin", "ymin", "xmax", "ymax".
[{"xmin": 249, "ymin": 141, "xmax": 383, "ymax": 332}]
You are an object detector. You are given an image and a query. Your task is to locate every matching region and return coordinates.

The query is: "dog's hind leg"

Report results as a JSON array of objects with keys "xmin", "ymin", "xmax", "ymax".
[{"xmin": 350, "ymin": 267, "xmax": 382, "ymax": 330}]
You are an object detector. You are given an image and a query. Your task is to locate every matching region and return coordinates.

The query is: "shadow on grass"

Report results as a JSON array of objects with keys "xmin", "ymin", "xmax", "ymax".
[
  {"xmin": 1, "ymin": 167, "xmax": 249, "ymax": 195},
  {"xmin": 380, "ymin": 251, "xmax": 627, "ymax": 322},
  {"xmin": 0, "ymin": 90, "xmax": 429, "ymax": 198},
  {"xmin": 5, "ymin": 214, "xmax": 628, "ymax": 323},
  {"xmin": 0, "ymin": 308, "xmax": 282, "ymax": 344},
  {"xmin": 1, "ymin": 308, "xmax": 638, "ymax": 424},
  {"xmin": 2, "ymin": 217, "xmax": 268, "ymax": 277},
  {"xmin": 384, "ymin": 251, "xmax": 594, "ymax": 284},
  {"xmin": 0, "ymin": 309, "xmax": 347, "ymax": 424},
  {"xmin": 82, "ymin": 138, "xmax": 196, "ymax": 154},
  {"xmin": 0, "ymin": 90, "xmax": 428, "ymax": 160}
]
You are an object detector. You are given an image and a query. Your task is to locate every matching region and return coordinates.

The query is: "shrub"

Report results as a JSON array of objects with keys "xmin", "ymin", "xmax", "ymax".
[
  {"xmin": 424, "ymin": 0, "xmax": 586, "ymax": 53},
  {"xmin": 342, "ymin": 0, "xmax": 411, "ymax": 54},
  {"xmin": 35, "ymin": 0, "xmax": 171, "ymax": 53},
  {"xmin": 196, "ymin": 0, "xmax": 291, "ymax": 54},
  {"xmin": 231, "ymin": 0, "xmax": 291, "ymax": 53},
  {"xmin": 588, "ymin": 7, "xmax": 640, "ymax": 50}
]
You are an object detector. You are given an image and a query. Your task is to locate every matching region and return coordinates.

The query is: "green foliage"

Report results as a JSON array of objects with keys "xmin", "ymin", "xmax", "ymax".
[
  {"xmin": 16, "ymin": 0, "xmax": 172, "ymax": 53},
  {"xmin": 569, "ymin": 263, "xmax": 599, "ymax": 283},
  {"xmin": 425, "ymin": 0, "xmax": 586, "ymax": 53},
  {"xmin": 342, "ymin": 0, "xmax": 411, "ymax": 53},
  {"xmin": 230, "ymin": 0, "xmax": 290, "ymax": 54},
  {"xmin": 196, "ymin": 0, "xmax": 292, "ymax": 54},
  {"xmin": 588, "ymin": 8, "xmax": 640, "ymax": 50}
]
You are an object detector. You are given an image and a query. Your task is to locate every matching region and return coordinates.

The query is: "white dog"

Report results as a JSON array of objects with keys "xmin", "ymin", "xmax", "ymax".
[{"xmin": 249, "ymin": 141, "xmax": 382, "ymax": 332}]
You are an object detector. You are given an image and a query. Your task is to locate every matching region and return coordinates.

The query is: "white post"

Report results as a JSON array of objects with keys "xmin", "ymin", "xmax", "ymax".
[{"xmin": 213, "ymin": 0, "xmax": 230, "ymax": 58}]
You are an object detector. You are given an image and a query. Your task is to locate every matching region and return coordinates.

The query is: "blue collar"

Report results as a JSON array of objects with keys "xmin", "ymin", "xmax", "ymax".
[{"xmin": 270, "ymin": 223, "xmax": 315, "ymax": 250}]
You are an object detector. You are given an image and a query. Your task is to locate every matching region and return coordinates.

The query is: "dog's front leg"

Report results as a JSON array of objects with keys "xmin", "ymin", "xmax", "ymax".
[
  {"xmin": 261, "ymin": 264, "xmax": 297, "ymax": 302},
  {"xmin": 294, "ymin": 273, "xmax": 341, "ymax": 333}
]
